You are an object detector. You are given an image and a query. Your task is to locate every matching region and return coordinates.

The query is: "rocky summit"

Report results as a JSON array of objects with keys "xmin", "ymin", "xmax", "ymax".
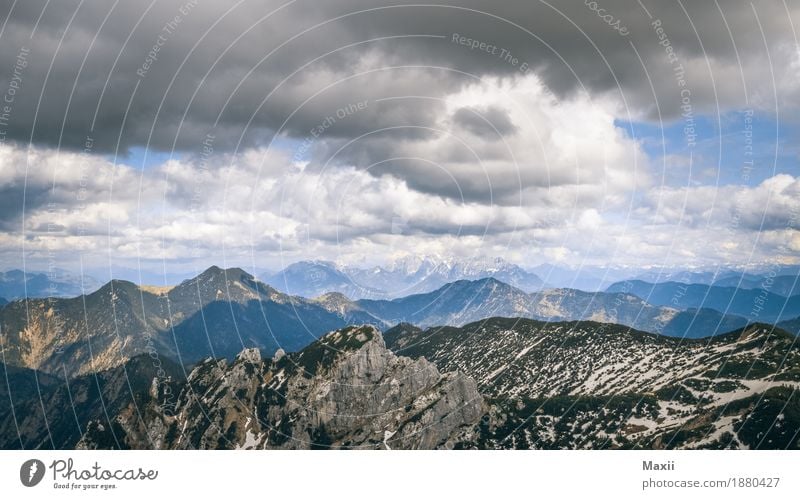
[{"xmin": 75, "ymin": 325, "xmax": 484, "ymax": 450}]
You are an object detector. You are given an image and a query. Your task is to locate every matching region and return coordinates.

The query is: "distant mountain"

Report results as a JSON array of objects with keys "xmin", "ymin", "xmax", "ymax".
[
  {"xmin": 0, "ymin": 297, "xmax": 7, "ymax": 308},
  {"xmin": 354, "ymin": 278, "xmax": 747, "ymax": 337},
  {"xmin": 0, "ymin": 266, "xmax": 354, "ymax": 378},
  {"xmin": 262, "ymin": 260, "xmax": 384, "ymax": 299},
  {"xmin": 357, "ymin": 278, "xmax": 534, "ymax": 328},
  {"xmin": 312, "ymin": 292, "xmax": 386, "ymax": 326},
  {"xmin": 264, "ymin": 256, "xmax": 546, "ymax": 300},
  {"xmin": 606, "ymin": 280, "xmax": 800, "ymax": 322},
  {"xmin": 530, "ymin": 264, "xmax": 635, "ymax": 291},
  {"xmin": 630, "ymin": 269, "xmax": 800, "ymax": 296},
  {"xmin": 347, "ymin": 256, "xmax": 545, "ymax": 297},
  {"xmin": 0, "ymin": 269, "xmax": 101, "ymax": 300},
  {"xmin": 778, "ymin": 316, "xmax": 800, "ymax": 335},
  {"xmin": 386, "ymin": 318, "xmax": 800, "ymax": 449},
  {"xmin": 711, "ymin": 274, "xmax": 799, "ymax": 297},
  {"xmin": 632, "ymin": 269, "xmax": 722, "ymax": 285}
]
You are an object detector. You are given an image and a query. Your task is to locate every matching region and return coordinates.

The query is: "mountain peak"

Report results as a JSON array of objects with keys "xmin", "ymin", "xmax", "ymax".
[
  {"xmin": 321, "ymin": 324, "xmax": 384, "ymax": 351},
  {"xmin": 91, "ymin": 278, "xmax": 141, "ymax": 298},
  {"xmin": 292, "ymin": 324, "xmax": 385, "ymax": 377},
  {"xmin": 314, "ymin": 291, "xmax": 350, "ymax": 301},
  {"xmin": 445, "ymin": 276, "xmax": 513, "ymax": 291},
  {"xmin": 473, "ymin": 276, "xmax": 504, "ymax": 286},
  {"xmin": 178, "ymin": 266, "xmax": 259, "ymax": 290},
  {"xmin": 198, "ymin": 265, "xmax": 253, "ymax": 280},
  {"xmin": 168, "ymin": 266, "xmax": 267, "ymax": 306},
  {"xmin": 733, "ymin": 322, "xmax": 796, "ymax": 342}
]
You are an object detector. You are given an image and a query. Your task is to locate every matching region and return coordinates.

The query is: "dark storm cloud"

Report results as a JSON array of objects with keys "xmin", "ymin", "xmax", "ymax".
[
  {"xmin": 452, "ymin": 105, "xmax": 518, "ymax": 139},
  {"xmin": 1, "ymin": 0, "xmax": 796, "ymax": 156},
  {"xmin": 0, "ymin": 185, "xmax": 47, "ymax": 229}
]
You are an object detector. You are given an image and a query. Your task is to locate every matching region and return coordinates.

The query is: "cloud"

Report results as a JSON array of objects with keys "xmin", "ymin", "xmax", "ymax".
[
  {"xmin": 641, "ymin": 174, "xmax": 800, "ymax": 231},
  {"xmin": 452, "ymin": 105, "xmax": 518, "ymax": 139},
  {"xmin": 315, "ymin": 74, "xmax": 649, "ymax": 205},
  {"xmin": 1, "ymin": 0, "xmax": 798, "ymax": 154},
  {"xmin": 1, "ymin": 140, "xmax": 797, "ymax": 272},
  {"xmin": 1, "ymin": 1, "xmax": 799, "ymax": 273}
]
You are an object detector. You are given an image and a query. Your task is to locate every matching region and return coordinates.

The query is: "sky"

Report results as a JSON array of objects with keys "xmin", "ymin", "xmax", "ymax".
[{"xmin": 0, "ymin": 0, "xmax": 798, "ymax": 279}]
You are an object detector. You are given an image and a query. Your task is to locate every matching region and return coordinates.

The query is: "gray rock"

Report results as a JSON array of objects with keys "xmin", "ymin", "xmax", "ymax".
[{"xmin": 79, "ymin": 325, "xmax": 485, "ymax": 450}]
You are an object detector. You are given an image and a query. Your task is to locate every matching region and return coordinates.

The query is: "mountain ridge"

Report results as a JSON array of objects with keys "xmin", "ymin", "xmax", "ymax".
[
  {"xmin": 607, "ymin": 280, "xmax": 800, "ymax": 322},
  {"xmin": 385, "ymin": 318, "xmax": 800, "ymax": 449},
  {"xmin": 0, "ymin": 266, "xmax": 353, "ymax": 378},
  {"xmin": 264, "ymin": 257, "xmax": 545, "ymax": 299},
  {"xmin": 5, "ymin": 321, "xmax": 798, "ymax": 450},
  {"xmin": 355, "ymin": 277, "xmax": 749, "ymax": 336}
]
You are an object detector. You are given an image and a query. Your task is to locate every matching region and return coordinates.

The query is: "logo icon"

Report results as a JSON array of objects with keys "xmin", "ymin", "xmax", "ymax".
[{"xmin": 20, "ymin": 459, "xmax": 45, "ymax": 487}]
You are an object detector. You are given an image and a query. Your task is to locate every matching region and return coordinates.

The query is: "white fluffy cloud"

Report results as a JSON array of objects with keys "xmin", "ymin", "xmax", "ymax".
[
  {"xmin": 0, "ymin": 71, "xmax": 797, "ymax": 274},
  {"xmin": 2, "ymin": 138, "xmax": 797, "ymax": 273}
]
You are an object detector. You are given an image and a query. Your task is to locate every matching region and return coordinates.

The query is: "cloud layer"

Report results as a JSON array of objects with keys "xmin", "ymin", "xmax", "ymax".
[
  {"xmin": 2, "ymin": 0, "xmax": 799, "ymax": 152},
  {"xmin": 0, "ymin": 0, "xmax": 798, "ymax": 274},
  {"xmin": 2, "ymin": 140, "xmax": 797, "ymax": 273}
]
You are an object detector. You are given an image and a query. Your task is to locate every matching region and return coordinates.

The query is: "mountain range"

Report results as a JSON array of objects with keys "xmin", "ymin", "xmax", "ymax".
[
  {"xmin": 1, "ymin": 325, "xmax": 484, "ymax": 450},
  {"xmin": 778, "ymin": 317, "xmax": 800, "ymax": 335},
  {"xmin": 345, "ymin": 277, "xmax": 748, "ymax": 337},
  {"xmin": 4, "ymin": 320, "xmax": 797, "ymax": 449},
  {"xmin": 0, "ymin": 269, "xmax": 100, "ymax": 300},
  {"xmin": 0, "ymin": 267, "xmax": 764, "ymax": 383},
  {"xmin": 262, "ymin": 260, "xmax": 385, "ymax": 299},
  {"xmin": 632, "ymin": 268, "xmax": 800, "ymax": 293},
  {"xmin": 0, "ymin": 266, "xmax": 371, "ymax": 378},
  {"xmin": 262, "ymin": 256, "xmax": 545, "ymax": 299},
  {"xmin": 384, "ymin": 318, "xmax": 800, "ymax": 449},
  {"xmin": 606, "ymin": 280, "xmax": 800, "ymax": 322}
]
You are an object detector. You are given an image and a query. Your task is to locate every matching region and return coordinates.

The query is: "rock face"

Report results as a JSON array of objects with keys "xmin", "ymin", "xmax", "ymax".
[
  {"xmin": 0, "ymin": 355, "xmax": 184, "ymax": 450},
  {"xmin": 77, "ymin": 325, "xmax": 484, "ymax": 450}
]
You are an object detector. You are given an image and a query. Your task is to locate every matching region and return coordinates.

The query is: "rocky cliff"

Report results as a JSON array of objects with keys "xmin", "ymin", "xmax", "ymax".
[{"xmin": 77, "ymin": 325, "xmax": 484, "ymax": 449}]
